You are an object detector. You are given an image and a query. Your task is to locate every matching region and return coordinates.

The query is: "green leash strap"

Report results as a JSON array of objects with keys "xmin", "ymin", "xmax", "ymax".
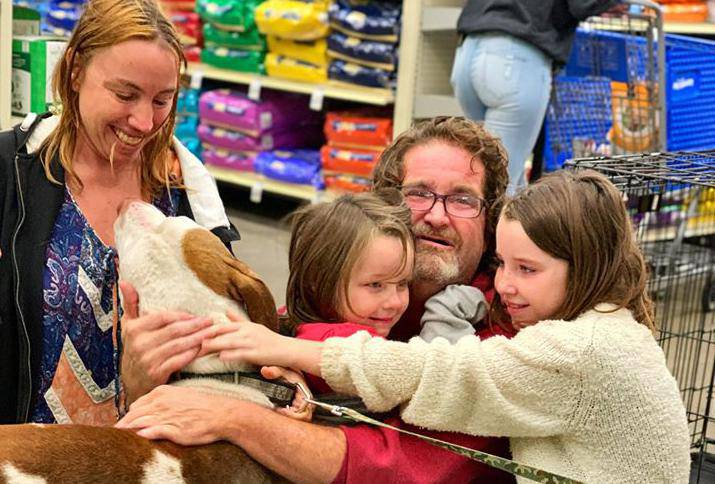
[{"xmin": 295, "ymin": 384, "xmax": 582, "ymax": 484}]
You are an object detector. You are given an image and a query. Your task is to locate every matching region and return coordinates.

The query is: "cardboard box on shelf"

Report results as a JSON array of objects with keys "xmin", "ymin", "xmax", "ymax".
[{"xmin": 11, "ymin": 36, "xmax": 67, "ymax": 116}]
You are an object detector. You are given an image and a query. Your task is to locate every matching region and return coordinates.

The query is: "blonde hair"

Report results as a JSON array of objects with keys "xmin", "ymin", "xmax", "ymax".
[
  {"xmin": 372, "ymin": 116, "xmax": 509, "ymax": 274},
  {"xmin": 284, "ymin": 189, "xmax": 414, "ymax": 330},
  {"xmin": 40, "ymin": 0, "xmax": 186, "ymax": 196},
  {"xmin": 492, "ymin": 170, "xmax": 655, "ymax": 331}
]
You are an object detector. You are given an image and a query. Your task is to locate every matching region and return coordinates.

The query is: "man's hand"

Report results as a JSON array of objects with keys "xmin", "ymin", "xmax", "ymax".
[
  {"xmin": 119, "ymin": 281, "xmax": 217, "ymax": 403},
  {"xmin": 261, "ymin": 366, "xmax": 314, "ymax": 422},
  {"xmin": 116, "ymin": 385, "xmax": 241, "ymax": 445}
]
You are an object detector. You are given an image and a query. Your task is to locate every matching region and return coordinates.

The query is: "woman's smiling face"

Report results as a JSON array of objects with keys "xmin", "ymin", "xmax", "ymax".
[
  {"xmin": 494, "ymin": 217, "xmax": 569, "ymax": 329},
  {"xmin": 74, "ymin": 38, "xmax": 178, "ymax": 166}
]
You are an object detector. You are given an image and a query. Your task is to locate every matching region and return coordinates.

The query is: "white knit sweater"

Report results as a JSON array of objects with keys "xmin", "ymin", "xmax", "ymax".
[{"xmin": 321, "ymin": 305, "xmax": 691, "ymax": 483}]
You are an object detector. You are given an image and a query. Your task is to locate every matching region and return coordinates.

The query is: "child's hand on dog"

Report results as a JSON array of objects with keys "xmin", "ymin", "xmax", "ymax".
[{"xmin": 201, "ymin": 311, "xmax": 324, "ymax": 380}]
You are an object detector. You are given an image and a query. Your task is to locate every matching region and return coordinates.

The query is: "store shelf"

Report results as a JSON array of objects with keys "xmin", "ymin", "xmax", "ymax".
[
  {"xmin": 413, "ymin": 94, "xmax": 462, "ymax": 118},
  {"xmin": 640, "ymin": 222, "xmax": 715, "ymax": 243},
  {"xmin": 207, "ymin": 165, "xmax": 335, "ymax": 203},
  {"xmin": 185, "ymin": 62, "xmax": 395, "ymax": 106},
  {"xmin": 664, "ymin": 22, "xmax": 715, "ymax": 35},
  {"xmin": 421, "ymin": 6, "xmax": 459, "ymax": 32}
]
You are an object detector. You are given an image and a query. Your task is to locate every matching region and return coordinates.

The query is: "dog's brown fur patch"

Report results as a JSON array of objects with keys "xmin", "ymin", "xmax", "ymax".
[
  {"xmin": 182, "ymin": 229, "xmax": 279, "ymax": 331},
  {"xmin": 0, "ymin": 425, "xmax": 285, "ymax": 483}
]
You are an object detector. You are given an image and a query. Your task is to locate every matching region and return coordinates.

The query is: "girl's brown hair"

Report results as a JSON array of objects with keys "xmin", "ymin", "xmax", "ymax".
[
  {"xmin": 40, "ymin": 0, "xmax": 186, "ymax": 196},
  {"xmin": 284, "ymin": 189, "xmax": 414, "ymax": 331},
  {"xmin": 492, "ymin": 170, "xmax": 655, "ymax": 331}
]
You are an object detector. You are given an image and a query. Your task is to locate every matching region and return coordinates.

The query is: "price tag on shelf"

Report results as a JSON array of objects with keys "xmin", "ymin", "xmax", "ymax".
[
  {"xmin": 309, "ymin": 89, "xmax": 324, "ymax": 111},
  {"xmin": 250, "ymin": 182, "xmax": 264, "ymax": 203},
  {"xmin": 190, "ymin": 70, "xmax": 203, "ymax": 90},
  {"xmin": 248, "ymin": 78, "xmax": 262, "ymax": 101}
]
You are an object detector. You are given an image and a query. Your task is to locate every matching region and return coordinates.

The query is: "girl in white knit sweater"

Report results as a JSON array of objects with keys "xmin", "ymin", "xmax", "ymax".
[{"xmin": 202, "ymin": 170, "xmax": 691, "ymax": 483}]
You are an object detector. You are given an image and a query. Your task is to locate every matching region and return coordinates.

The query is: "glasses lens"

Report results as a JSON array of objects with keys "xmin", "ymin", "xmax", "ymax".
[
  {"xmin": 446, "ymin": 195, "xmax": 482, "ymax": 218},
  {"xmin": 403, "ymin": 190, "xmax": 434, "ymax": 211}
]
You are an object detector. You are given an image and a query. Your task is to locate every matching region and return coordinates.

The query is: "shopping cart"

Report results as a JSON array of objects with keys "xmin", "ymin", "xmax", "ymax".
[
  {"xmin": 567, "ymin": 151, "xmax": 715, "ymax": 482},
  {"xmin": 544, "ymin": 0, "xmax": 665, "ymax": 171}
]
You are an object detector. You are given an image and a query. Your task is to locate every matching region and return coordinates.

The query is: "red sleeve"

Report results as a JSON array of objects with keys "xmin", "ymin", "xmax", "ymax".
[
  {"xmin": 333, "ymin": 415, "xmax": 514, "ymax": 484},
  {"xmin": 295, "ymin": 323, "xmax": 380, "ymax": 342},
  {"xmin": 330, "ymin": 303, "xmax": 516, "ymax": 483},
  {"xmin": 295, "ymin": 323, "xmax": 380, "ymax": 395}
]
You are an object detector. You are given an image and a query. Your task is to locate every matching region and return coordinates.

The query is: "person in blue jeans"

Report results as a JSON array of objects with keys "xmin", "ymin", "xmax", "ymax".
[{"xmin": 451, "ymin": 0, "xmax": 619, "ymax": 193}]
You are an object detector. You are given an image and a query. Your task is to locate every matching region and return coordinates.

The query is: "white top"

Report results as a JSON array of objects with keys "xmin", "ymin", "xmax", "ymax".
[{"xmin": 321, "ymin": 305, "xmax": 691, "ymax": 483}]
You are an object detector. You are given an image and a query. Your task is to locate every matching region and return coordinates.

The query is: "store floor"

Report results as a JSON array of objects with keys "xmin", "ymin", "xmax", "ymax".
[{"xmin": 221, "ymin": 184, "xmax": 300, "ymax": 308}]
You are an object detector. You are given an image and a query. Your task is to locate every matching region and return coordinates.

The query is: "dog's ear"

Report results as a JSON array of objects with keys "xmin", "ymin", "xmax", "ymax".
[
  {"xmin": 182, "ymin": 229, "xmax": 279, "ymax": 332},
  {"xmin": 223, "ymin": 257, "xmax": 279, "ymax": 332}
]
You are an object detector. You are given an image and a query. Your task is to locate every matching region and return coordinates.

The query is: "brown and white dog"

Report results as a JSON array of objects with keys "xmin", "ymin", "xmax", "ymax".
[{"xmin": 0, "ymin": 201, "xmax": 287, "ymax": 483}]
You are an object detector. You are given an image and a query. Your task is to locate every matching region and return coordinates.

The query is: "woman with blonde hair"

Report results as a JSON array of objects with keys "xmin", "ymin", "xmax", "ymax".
[{"xmin": 0, "ymin": 0, "xmax": 237, "ymax": 424}]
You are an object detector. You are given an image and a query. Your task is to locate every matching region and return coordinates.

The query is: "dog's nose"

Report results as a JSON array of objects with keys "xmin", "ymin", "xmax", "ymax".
[{"xmin": 117, "ymin": 198, "xmax": 142, "ymax": 216}]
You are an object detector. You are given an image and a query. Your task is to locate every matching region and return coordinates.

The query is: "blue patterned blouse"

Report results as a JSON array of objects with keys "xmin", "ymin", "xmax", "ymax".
[{"xmin": 31, "ymin": 187, "xmax": 179, "ymax": 424}]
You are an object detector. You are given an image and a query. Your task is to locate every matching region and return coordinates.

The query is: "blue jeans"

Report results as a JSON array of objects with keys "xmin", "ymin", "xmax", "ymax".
[{"xmin": 451, "ymin": 33, "xmax": 552, "ymax": 194}]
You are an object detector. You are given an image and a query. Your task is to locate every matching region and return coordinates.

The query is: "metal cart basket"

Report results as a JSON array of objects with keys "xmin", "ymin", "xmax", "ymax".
[{"xmin": 567, "ymin": 151, "xmax": 715, "ymax": 482}]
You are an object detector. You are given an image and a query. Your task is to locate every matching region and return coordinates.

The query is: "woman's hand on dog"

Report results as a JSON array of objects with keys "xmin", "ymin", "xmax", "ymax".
[
  {"xmin": 200, "ymin": 311, "xmax": 323, "ymax": 377},
  {"xmin": 120, "ymin": 281, "xmax": 218, "ymax": 403}
]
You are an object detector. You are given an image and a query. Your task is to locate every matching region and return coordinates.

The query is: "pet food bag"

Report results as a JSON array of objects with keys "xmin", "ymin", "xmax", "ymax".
[
  {"xmin": 196, "ymin": 0, "xmax": 262, "ymax": 31},
  {"xmin": 202, "ymin": 144, "xmax": 257, "ymax": 172},
  {"xmin": 203, "ymin": 22, "xmax": 266, "ymax": 50},
  {"xmin": 255, "ymin": 149, "xmax": 324, "ymax": 187},
  {"xmin": 329, "ymin": 0, "xmax": 400, "ymax": 42},
  {"xmin": 324, "ymin": 111, "xmax": 393, "ymax": 147},
  {"xmin": 255, "ymin": 0, "xmax": 329, "ymax": 41},
  {"xmin": 320, "ymin": 145, "xmax": 379, "ymax": 177},
  {"xmin": 201, "ymin": 44, "xmax": 265, "ymax": 73},
  {"xmin": 328, "ymin": 59, "xmax": 393, "ymax": 89},
  {"xmin": 324, "ymin": 172, "xmax": 371, "ymax": 193},
  {"xmin": 266, "ymin": 35, "xmax": 327, "ymax": 67},
  {"xmin": 199, "ymin": 89, "xmax": 321, "ymax": 136},
  {"xmin": 265, "ymin": 53, "xmax": 327, "ymax": 83},
  {"xmin": 327, "ymin": 32, "xmax": 397, "ymax": 71}
]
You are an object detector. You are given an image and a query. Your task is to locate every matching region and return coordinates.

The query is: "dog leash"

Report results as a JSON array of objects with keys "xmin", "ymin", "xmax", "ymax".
[{"xmin": 293, "ymin": 383, "xmax": 583, "ymax": 484}]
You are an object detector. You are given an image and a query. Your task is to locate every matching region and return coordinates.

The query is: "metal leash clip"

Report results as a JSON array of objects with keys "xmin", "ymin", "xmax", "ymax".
[{"xmin": 293, "ymin": 381, "xmax": 348, "ymax": 417}]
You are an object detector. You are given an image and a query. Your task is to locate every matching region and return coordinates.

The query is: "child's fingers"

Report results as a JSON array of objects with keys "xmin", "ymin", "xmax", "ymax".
[
  {"xmin": 226, "ymin": 310, "xmax": 249, "ymax": 323},
  {"xmin": 218, "ymin": 349, "xmax": 246, "ymax": 362},
  {"xmin": 202, "ymin": 331, "xmax": 242, "ymax": 354}
]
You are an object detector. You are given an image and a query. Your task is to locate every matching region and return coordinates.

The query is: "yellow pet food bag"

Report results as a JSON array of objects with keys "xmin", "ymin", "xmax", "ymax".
[
  {"xmin": 267, "ymin": 36, "xmax": 327, "ymax": 66},
  {"xmin": 265, "ymin": 52, "xmax": 327, "ymax": 83},
  {"xmin": 255, "ymin": 0, "xmax": 330, "ymax": 41}
]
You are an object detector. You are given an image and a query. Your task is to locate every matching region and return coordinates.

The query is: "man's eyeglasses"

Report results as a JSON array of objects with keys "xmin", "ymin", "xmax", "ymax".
[{"xmin": 400, "ymin": 188, "xmax": 487, "ymax": 218}]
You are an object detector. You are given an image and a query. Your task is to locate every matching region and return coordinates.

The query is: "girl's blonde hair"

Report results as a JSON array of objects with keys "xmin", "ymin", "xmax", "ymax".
[
  {"xmin": 493, "ymin": 170, "xmax": 655, "ymax": 331},
  {"xmin": 40, "ymin": 0, "xmax": 186, "ymax": 196},
  {"xmin": 284, "ymin": 189, "xmax": 414, "ymax": 330}
]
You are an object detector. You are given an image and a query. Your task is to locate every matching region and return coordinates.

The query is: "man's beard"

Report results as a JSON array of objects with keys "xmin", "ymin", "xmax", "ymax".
[
  {"xmin": 413, "ymin": 245, "xmax": 462, "ymax": 286},
  {"xmin": 412, "ymin": 225, "xmax": 470, "ymax": 287}
]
